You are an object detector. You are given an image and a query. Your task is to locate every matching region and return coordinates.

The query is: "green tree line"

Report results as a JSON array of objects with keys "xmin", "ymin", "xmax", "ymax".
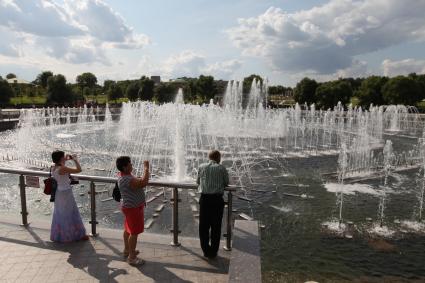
[
  {"xmin": 0, "ymin": 72, "xmax": 279, "ymax": 107},
  {"xmin": 294, "ymin": 74, "xmax": 425, "ymax": 109},
  {"xmin": 1, "ymin": 71, "xmax": 425, "ymax": 109}
]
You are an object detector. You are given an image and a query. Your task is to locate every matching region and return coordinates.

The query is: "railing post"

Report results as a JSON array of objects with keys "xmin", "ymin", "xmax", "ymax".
[
  {"xmin": 19, "ymin": 174, "xmax": 29, "ymax": 226},
  {"xmin": 170, "ymin": 187, "xmax": 181, "ymax": 246},
  {"xmin": 89, "ymin": 181, "xmax": 98, "ymax": 237},
  {"xmin": 224, "ymin": 190, "xmax": 233, "ymax": 251}
]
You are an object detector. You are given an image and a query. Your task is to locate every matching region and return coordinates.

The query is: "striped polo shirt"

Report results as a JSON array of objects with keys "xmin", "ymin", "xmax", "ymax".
[
  {"xmin": 118, "ymin": 174, "xmax": 146, "ymax": 208},
  {"xmin": 197, "ymin": 160, "xmax": 229, "ymax": 194}
]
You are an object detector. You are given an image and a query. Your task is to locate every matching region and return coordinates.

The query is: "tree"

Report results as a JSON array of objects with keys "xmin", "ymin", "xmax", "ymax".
[
  {"xmin": 315, "ymin": 80, "xmax": 352, "ymax": 109},
  {"xmin": 46, "ymin": 74, "xmax": 75, "ymax": 105},
  {"xmin": 154, "ymin": 83, "xmax": 178, "ymax": 103},
  {"xmin": 6, "ymin": 73, "xmax": 16, "ymax": 79},
  {"xmin": 184, "ymin": 80, "xmax": 196, "ymax": 102},
  {"xmin": 239, "ymin": 74, "xmax": 262, "ymax": 108},
  {"xmin": 138, "ymin": 76, "xmax": 155, "ymax": 101},
  {"xmin": 0, "ymin": 79, "xmax": 14, "ymax": 105},
  {"xmin": 103, "ymin": 80, "xmax": 115, "ymax": 92},
  {"xmin": 196, "ymin": 75, "xmax": 216, "ymax": 101},
  {"xmin": 107, "ymin": 83, "xmax": 123, "ymax": 102},
  {"xmin": 82, "ymin": 87, "xmax": 93, "ymax": 97},
  {"xmin": 382, "ymin": 76, "xmax": 422, "ymax": 105},
  {"xmin": 242, "ymin": 74, "xmax": 263, "ymax": 94},
  {"xmin": 356, "ymin": 76, "xmax": 388, "ymax": 107},
  {"xmin": 410, "ymin": 73, "xmax": 425, "ymax": 100},
  {"xmin": 126, "ymin": 82, "xmax": 140, "ymax": 101},
  {"xmin": 342, "ymin": 77, "xmax": 364, "ymax": 92},
  {"xmin": 76, "ymin": 72, "xmax": 97, "ymax": 89},
  {"xmin": 268, "ymin": 85, "xmax": 286, "ymax": 95},
  {"xmin": 35, "ymin": 71, "xmax": 53, "ymax": 88},
  {"xmin": 294, "ymin": 77, "xmax": 318, "ymax": 105}
]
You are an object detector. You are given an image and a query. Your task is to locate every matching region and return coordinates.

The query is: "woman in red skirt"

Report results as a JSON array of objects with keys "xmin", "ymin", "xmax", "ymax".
[{"xmin": 116, "ymin": 156, "xmax": 149, "ymax": 266}]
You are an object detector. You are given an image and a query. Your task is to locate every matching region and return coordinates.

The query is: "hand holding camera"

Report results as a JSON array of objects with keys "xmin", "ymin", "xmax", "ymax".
[
  {"xmin": 143, "ymin": 160, "xmax": 150, "ymax": 170},
  {"xmin": 66, "ymin": 154, "xmax": 78, "ymax": 161}
]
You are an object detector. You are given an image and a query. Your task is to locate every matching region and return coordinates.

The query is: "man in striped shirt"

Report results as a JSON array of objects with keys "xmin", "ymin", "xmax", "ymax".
[{"xmin": 197, "ymin": 150, "xmax": 229, "ymax": 259}]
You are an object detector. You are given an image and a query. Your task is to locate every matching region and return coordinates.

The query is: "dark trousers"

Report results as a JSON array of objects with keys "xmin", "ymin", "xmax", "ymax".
[{"xmin": 199, "ymin": 194, "xmax": 224, "ymax": 257}]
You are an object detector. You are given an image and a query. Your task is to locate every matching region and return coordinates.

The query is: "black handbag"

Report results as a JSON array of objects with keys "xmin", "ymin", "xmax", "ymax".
[{"xmin": 112, "ymin": 182, "xmax": 121, "ymax": 202}]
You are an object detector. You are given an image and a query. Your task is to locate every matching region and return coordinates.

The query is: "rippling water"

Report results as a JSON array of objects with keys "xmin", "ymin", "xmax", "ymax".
[{"xmin": 1, "ymin": 105, "xmax": 425, "ymax": 282}]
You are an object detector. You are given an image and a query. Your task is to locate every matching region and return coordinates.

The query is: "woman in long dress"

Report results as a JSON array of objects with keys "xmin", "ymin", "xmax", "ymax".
[{"xmin": 50, "ymin": 150, "xmax": 88, "ymax": 242}]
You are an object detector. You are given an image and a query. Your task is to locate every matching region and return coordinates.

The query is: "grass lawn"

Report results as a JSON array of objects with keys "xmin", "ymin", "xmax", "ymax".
[
  {"xmin": 350, "ymin": 96, "xmax": 360, "ymax": 106},
  {"xmin": 416, "ymin": 100, "xmax": 425, "ymax": 112},
  {"xmin": 10, "ymin": 96, "xmax": 46, "ymax": 105},
  {"xmin": 268, "ymin": 95, "xmax": 295, "ymax": 107},
  {"xmin": 84, "ymin": 95, "xmax": 128, "ymax": 104},
  {"xmin": 9, "ymin": 95, "xmax": 129, "ymax": 106}
]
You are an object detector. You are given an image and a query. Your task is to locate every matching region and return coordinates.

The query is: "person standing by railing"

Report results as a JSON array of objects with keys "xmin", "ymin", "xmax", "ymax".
[
  {"xmin": 197, "ymin": 150, "xmax": 229, "ymax": 259},
  {"xmin": 50, "ymin": 150, "xmax": 88, "ymax": 242},
  {"xmin": 116, "ymin": 156, "xmax": 149, "ymax": 266}
]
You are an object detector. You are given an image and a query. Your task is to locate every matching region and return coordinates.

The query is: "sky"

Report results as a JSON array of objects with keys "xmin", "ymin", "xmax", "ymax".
[{"xmin": 1, "ymin": 0, "xmax": 425, "ymax": 86}]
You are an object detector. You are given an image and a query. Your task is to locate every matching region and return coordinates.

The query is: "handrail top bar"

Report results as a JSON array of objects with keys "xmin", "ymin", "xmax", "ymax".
[{"xmin": 0, "ymin": 167, "xmax": 240, "ymax": 191}]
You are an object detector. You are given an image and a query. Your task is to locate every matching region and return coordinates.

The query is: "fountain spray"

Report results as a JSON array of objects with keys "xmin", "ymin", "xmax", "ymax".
[
  {"xmin": 174, "ymin": 88, "xmax": 186, "ymax": 181},
  {"xmin": 337, "ymin": 142, "xmax": 348, "ymax": 227},
  {"xmin": 419, "ymin": 131, "xmax": 425, "ymax": 222},
  {"xmin": 379, "ymin": 140, "xmax": 393, "ymax": 227}
]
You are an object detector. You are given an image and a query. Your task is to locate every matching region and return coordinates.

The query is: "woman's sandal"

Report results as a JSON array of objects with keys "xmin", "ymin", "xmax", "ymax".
[
  {"xmin": 123, "ymin": 250, "xmax": 140, "ymax": 258},
  {"xmin": 127, "ymin": 256, "xmax": 145, "ymax": 266}
]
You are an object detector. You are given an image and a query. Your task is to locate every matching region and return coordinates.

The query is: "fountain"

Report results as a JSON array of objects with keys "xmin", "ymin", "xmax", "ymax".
[
  {"xmin": 419, "ymin": 131, "xmax": 425, "ymax": 222},
  {"xmin": 174, "ymin": 88, "xmax": 186, "ymax": 181},
  {"xmin": 337, "ymin": 142, "xmax": 348, "ymax": 227},
  {"xmin": 3, "ymin": 82, "xmax": 425, "ymax": 281},
  {"xmin": 379, "ymin": 140, "xmax": 394, "ymax": 227}
]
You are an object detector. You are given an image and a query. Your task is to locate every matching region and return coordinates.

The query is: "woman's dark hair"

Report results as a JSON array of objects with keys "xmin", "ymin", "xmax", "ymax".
[
  {"xmin": 208, "ymin": 150, "xmax": 221, "ymax": 163},
  {"xmin": 52, "ymin": 150, "xmax": 65, "ymax": 165},
  {"xmin": 116, "ymin": 156, "xmax": 131, "ymax": 172}
]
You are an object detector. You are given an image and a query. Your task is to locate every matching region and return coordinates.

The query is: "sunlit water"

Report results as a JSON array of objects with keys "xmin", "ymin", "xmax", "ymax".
[{"xmin": 1, "ymin": 86, "xmax": 425, "ymax": 281}]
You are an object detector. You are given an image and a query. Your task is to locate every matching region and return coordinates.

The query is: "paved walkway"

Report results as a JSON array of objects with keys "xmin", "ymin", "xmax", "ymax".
[{"xmin": 0, "ymin": 216, "xmax": 230, "ymax": 283}]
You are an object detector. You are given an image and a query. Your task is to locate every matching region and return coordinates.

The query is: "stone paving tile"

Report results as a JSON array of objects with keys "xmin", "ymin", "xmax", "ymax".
[{"xmin": 0, "ymin": 218, "xmax": 230, "ymax": 283}]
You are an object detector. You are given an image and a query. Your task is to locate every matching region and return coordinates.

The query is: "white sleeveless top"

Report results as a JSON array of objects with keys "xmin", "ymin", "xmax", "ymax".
[{"xmin": 52, "ymin": 167, "xmax": 72, "ymax": 191}]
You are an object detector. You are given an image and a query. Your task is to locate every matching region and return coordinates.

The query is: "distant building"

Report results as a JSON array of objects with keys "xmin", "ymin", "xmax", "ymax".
[
  {"xmin": 150, "ymin": 76, "xmax": 161, "ymax": 84},
  {"xmin": 284, "ymin": 89, "xmax": 293, "ymax": 97},
  {"xmin": 6, "ymin": 77, "xmax": 32, "ymax": 85},
  {"xmin": 169, "ymin": 78, "xmax": 186, "ymax": 83}
]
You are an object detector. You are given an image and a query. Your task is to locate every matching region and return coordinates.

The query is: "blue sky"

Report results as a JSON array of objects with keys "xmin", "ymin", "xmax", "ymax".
[{"xmin": 1, "ymin": 0, "xmax": 425, "ymax": 86}]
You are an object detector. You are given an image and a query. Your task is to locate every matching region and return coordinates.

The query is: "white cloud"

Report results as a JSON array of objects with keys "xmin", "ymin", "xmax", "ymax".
[
  {"xmin": 382, "ymin": 59, "xmax": 425, "ymax": 77},
  {"xmin": 287, "ymin": 60, "xmax": 370, "ymax": 84},
  {"xmin": 202, "ymin": 59, "xmax": 242, "ymax": 79},
  {"xmin": 0, "ymin": 26, "xmax": 24, "ymax": 57},
  {"xmin": 336, "ymin": 60, "xmax": 369, "ymax": 78},
  {"xmin": 0, "ymin": 0, "xmax": 81, "ymax": 37},
  {"xmin": 0, "ymin": 0, "xmax": 149, "ymax": 65},
  {"xmin": 36, "ymin": 36, "xmax": 110, "ymax": 65},
  {"xmin": 159, "ymin": 50, "xmax": 241, "ymax": 80},
  {"xmin": 227, "ymin": 0, "xmax": 425, "ymax": 76},
  {"xmin": 161, "ymin": 50, "xmax": 206, "ymax": 78},
  {"xmin": 92, "ymin": 52, "xmax": 241, "ymax": 83},
  {"xmin": 64, "ymin": 0, "xmax": 149, "ymax": 49}
]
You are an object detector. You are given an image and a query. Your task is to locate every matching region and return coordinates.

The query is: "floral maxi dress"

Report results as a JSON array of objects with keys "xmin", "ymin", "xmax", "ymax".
[{"xmin": 50, "ymin": 168, "xmax": 86, "ymax": 242}]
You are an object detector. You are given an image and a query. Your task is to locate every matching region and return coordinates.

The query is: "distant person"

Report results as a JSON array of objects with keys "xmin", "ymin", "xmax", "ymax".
[
  {"xmin": 116, "ymin": 156, "xmax": 149, "ymax": 266},
  {"xmin": 50, "ymin": 151, "xmax": 88, "ymax": 242},
  {"xmin": 197, "ymin": 150, "xmax": 229, "ymax": 259}
]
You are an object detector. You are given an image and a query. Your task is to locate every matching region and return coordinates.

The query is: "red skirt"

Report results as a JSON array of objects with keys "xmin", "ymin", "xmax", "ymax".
[{"xmin": 121, "ymin": 204, "xmax": 145, "ymax": 235}]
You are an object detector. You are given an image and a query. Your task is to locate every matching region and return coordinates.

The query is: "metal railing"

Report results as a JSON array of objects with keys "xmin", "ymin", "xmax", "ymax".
[{"xmin": 0, "ymin": 167, "xmax": 236, "ymax": 250}]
